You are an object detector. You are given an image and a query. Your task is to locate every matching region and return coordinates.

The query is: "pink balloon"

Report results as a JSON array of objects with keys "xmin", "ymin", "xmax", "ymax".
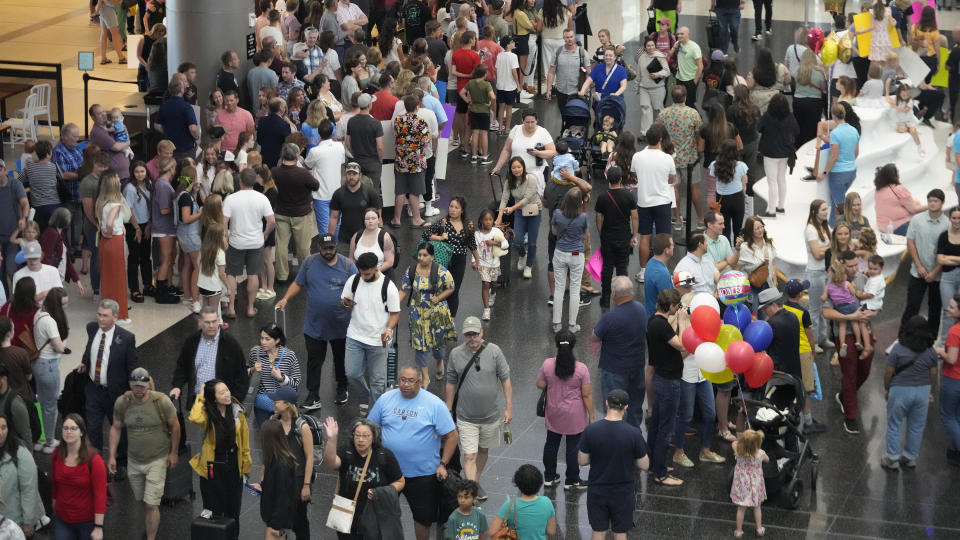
[
  {"xmin": 682, "ymin": 326, "xmax": 704, "ymax": 354},
  {"xmin": 745, "ymin": 352, "xmax": 774, "ymax": 388},
  {"xmin": 691, "ymin": 305, "xmax": 722, "ymax": 342},
  {"xmin": 725, "ymin": 341, "xmax": 756, "ymax": 374},
  {"xmin": 807, "ymin": 27, "xmax": 824, "ymax": 54}
]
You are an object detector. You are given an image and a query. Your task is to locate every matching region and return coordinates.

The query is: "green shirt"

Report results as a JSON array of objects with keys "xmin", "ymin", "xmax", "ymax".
[
  {"xmin": 465, "ymin": 79, "xmax": 493, "ymax": 114},
  {"xmin": 706, "ymin": 233, "xmax": 733, "ymax": 268},
  {"xmin": 445, "ymin": 507, "xmax": 488, "ymax": 540},
  {"xmin": 677, "ymin": 40, "xmax": 702, "ymax": 82},
  {"xmin": 114, "ymin": 391, "xmax": 177, "ymax": 461}
]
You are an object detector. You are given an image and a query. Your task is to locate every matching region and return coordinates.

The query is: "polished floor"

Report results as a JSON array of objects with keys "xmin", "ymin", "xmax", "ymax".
[{"xmin": 7, "ymin": 3, "xmax": 960, "ymax": 540}]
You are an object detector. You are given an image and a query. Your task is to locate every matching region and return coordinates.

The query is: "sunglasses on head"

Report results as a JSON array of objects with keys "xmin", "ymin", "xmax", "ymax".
[{"xmin": 129, "ymin": 375, "xmax": 150, "ymax": 383}]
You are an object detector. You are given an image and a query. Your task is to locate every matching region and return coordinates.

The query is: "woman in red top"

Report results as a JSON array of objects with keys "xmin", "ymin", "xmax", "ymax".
[
  {"xmin": 0, "ymin": 277, "xmax": 38, "ymax": 350},
  {"xmin": 51, "ymin": 413, "xmax": 107, "ymax": 540}
]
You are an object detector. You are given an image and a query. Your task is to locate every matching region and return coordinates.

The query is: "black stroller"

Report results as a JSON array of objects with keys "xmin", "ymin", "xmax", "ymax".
[
  {"xmin": 738, "ymin": 372, "xmax": 820, "ymax": 509},
  {"xmin": 558, "ymin": 97, "xmax": 592, "ymax": 171}
]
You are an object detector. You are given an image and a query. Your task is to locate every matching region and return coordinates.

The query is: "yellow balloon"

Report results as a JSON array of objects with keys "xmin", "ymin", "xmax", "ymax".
[
  {"xmin": 715, "ymin": 324, "xmax": 743, "ymax": 351},
  {"xmin": 702, "ymin": 368, "xmax": 735, "ymax": 384},
  {"xmin": 821, "ymin": 37, "xmax": 838, "ymax": 66},
  {"xmin": 838, "ymin": 32, "xmax": 853, "ymax": 63}
]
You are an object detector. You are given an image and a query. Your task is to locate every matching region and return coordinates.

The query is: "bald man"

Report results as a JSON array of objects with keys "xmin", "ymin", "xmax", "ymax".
[{"xmin": 671, "ymin": 26, "xmax": 703, "ymax": 108}]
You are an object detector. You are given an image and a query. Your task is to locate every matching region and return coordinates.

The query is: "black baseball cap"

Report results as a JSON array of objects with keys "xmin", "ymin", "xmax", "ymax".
[
  {"xmin": 606, "ymin": 389, "xmax": 629, "ymax": 408},
  {"xmin": 320, "ymin": 234, "xmax": 337, "ymax": 248}
]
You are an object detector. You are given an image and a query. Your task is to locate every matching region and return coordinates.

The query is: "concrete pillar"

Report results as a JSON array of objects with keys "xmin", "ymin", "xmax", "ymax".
[{"xmin": 167, "ymin": 0, "xmax": 252, "ymax": 110}]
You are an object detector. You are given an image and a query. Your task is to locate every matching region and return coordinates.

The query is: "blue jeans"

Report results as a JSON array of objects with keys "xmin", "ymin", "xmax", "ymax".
[
  {"xmin": 673, "ymin": 379, "xmax": 716, "ymax": 450},
  {"xmin": 542, "ymin": 430, "xmax": 582, "ymax": 482},
  {"xmin": 715, "ymin": 8, "xmax": 742, "ymax": 52},
  {"xmin": 647, "ymin": 374, "xmax": 681, "ymax": 478},
  {"xmin": 600, "ymin": 369, "xmax": 645, "ymax": 428},
  {"xmin": 940, "ymin": 376, "xmax": 960, "ymax": 451},
  {"xmin": 313, "ymin": 200, "xmax": 331, "ymax": 240},
  {"xmin": 33, "ymin": 355, "xmax": 60, "ymax": 440},
  {"xmin": 886, "ymin": 384, "xmax": 931, "ymax": 460},
  {"xmin": 512, "ymin": 212, "xmax": 541, "ymax": 267},
  {"xmin": 940, "ymin": 270, "xmax": 960, "ymax": 345},
  {"xmin": 53, "ymin": 517, "xmax": 95, "ymax": 540},
  {"xmin": 828, "ymin": 169, "xmax": 857, "ymax": 226},
  {"xmin": 345, "ymin": 337, "xmax": 388, "ymax": 406}
]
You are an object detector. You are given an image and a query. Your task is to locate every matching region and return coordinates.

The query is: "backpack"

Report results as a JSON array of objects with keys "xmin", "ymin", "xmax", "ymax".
[
  {"xmin": 352, "ymin": 229, "xmax": 399, "ymax": 271},
  {"xmin": 405, "ymin": 263, "xmax": 440, "ymax": 307},
  {"xmin": 294, "ymin": 414, "xmax": 325, "ymax": 483},
  {"xmin": 115, "ymin": 390, "xmax": 174, "ymax": 442},
  {"xmin": 2, "ymin": 391, "xmax": 40, "ymax": 444},
  {"xmin": 703, "ymin": 58, "xmax": 724, "ymax": 90},
  {"xmin": 350, "ymin": 273, "xmax": 393, "ymax": 312}
]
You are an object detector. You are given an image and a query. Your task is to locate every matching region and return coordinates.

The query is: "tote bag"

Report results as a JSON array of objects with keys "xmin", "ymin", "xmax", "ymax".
[{"xmin": 325, "ymin": 451, "xmax": 372, "ymax": 533}]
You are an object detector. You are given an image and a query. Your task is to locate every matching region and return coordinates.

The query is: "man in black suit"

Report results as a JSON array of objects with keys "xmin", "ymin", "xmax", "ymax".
[
  {"xmin": 170, "ymin": 307, "xmax": 248, "ymax": 405},
  {"xmin": 76, "ymin": 299, "xmax": 138, "ymax": 462}
]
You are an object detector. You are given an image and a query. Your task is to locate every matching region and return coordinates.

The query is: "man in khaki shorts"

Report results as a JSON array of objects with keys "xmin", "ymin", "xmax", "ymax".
[
  {"xmin": 781, "ymin": 279, "xmax": 826, "ymax": 433},
  {"xmin": 444, "ymin": 316, "xmax": 513, "ymax": 502},
  {"xmin": 108, "ymin": 367, "xmax": 181, "ymax": 540}
]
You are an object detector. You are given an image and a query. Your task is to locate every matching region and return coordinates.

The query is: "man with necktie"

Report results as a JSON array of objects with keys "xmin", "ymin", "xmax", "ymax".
[{"xmin": 76, "ymin": 299, "xmax": 138, "ymax": 475}]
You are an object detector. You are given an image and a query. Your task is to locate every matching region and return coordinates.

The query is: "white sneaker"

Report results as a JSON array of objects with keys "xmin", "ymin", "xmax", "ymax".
[
  {"xmin": 635, "ymin": 267, "xmax": 645, "ymax": 283},
  {"xmin": 423, "ymin": 202, "xmax": 440, "ymax": 217},
  {"xmin": 752, "ymin": 33, "xmax": 762, "ymax": 41},
  {"xmin": 517, "ymin": 257, "xmax": 525, "ymax": 272},
  {"xmin": 490, "ymin": 121, "xmax": 499, "ymax": 130},
  {"xmin": 43, "ymin": 439, "xmax": 60, "ymax": 455},
  {"xmin": 450, "ymin": 138, "xmax": 460, "ymax": 148},
  {"xmin": 523, "ymin": 266, "xmax": 532, "ymax": 279},
  {"xmin": 520, "ymin": 90, "xmax": 534, "ymax": 99},
  {"xmin": 569, "ymin": 324, "xmax": 581, "ymax": 333},
  {"xmin": 34, "ymin": 440, "xmax": 46, "ymax": 452},
  {"xmin": 482, "ymin": 308, "xmax": 491, "ymax": 320},
  {"xmin": 191, "ymin": 301, "xmax": 201, "ymax": 314}
]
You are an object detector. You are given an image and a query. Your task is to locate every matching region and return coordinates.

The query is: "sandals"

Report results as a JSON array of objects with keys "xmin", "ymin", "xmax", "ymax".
[
  {"xmin": 756, "ymin": 527, "xmax": 765, "ymax": 537},
  {"xmin": 130, "ymin": 291, "xmax": 144, "ymax": 303},
  {"xmin": 653, "ymin": 475, "xmax": 683, "ymax": 486},
  {"xmin": 719, "ymin": 430, "xmax": 737, "ymax": 443},
  {"xmin": 99, "ymin": 59, "xmax": 112, "ymax": 65},
  {"xmin": 734, "ymin": 531, "xmax": 743, "ymax": 539}
]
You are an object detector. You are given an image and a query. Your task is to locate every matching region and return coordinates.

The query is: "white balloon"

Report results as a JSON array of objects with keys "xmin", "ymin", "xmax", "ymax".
[
  {"xmin": 690, "ymin": 292, "xmax": 721, "ymax": 315},
  {"xmin": 695, "ymin": 342, "xmax": 726, "ymax": 373}
]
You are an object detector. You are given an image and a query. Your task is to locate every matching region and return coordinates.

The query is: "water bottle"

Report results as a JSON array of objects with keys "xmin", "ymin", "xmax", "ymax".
[{"xmin": 883, "ymin": 221, "xmax": 894, "ymax": 244}]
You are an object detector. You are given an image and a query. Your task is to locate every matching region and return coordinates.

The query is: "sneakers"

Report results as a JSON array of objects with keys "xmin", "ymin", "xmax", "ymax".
[
  {"xmin": 523, "ymin": 266, "xmax": 532, "ymax": 279},
  {"xmin": 880, "ymin": 456, "xmax": 900, "ymax": 471},
  {"xmin": 761, "ymin": 211, "xmax": 777, "ymax": 219},
  {"xmin": 568, "ymin": 324, "xmax": 581, "ymax": 333},
  {"xmin": 899, "ymin": 457, "xmax": 917, "ymax": 468},
  {"xmin": 553, "ymin": 323, "xmax": 563, "ymax": 333},
  {"xmin": 489, "ymin": 292, "xmax": 496, "ymax": 306},
  {"xmin": 490, "ymin": 121, "xmax": 499, "ymax": 131},
  {"xmin": 804, "ymin": 419, "xmax": 827, "ymax": 434},
  {"xmin": 839, "ymin": 343, "xmax": 848, "ymax": 357},
  {"xmin": 517, "ymin": 257, "xmax": 526, "ymax": 272},
  {"xmin": 752, "ymin": 33, "xmax": 762, "ymax": 41},
  {"xmin": 335, "ymin": 387, "xmax": 349, "ymax": 405},
  {"xmin": 476, "ymin": 485, "xmax": 489, "ymax": 502},
  {"xmin": 479, "ymin": 155, "xmax": 492, "ymax": 165},
  {"xmin": 764, "ymin": 29, "xmax": 773, "ymax": 35},
  {"xmin": 423, "ymin": 201, "xmax": 440, "ymax": 217},
  {"xmin": 542, "ymin": 473, "xmax": 561, "ymax": 487},
  {"xmin": 470, "ymin": 154, "xmax": 479, "ymax": 163},
  {"xmin": 673, "ymin": 453, "xmax": 695, "ymax": 468},
  {"xmin": 835, "ymin": 393, "xmax": 846, "ymax": 415},
  {"xmin": 776, "ymin": 207, "xmax": 785, "ymax": 214},
  {"xmin": 815, "ymin": 345, "xmax": 824, "ymax": 354},
  {"xmin": 547, "ymin": 295, "xmax": 554, "ymax": 306},
  {"xmin": 635, "ymin": 267, "xmax": 645, "ymax": 283},
  {"xmin": 191, "ymin": 300, "xmax": 201, "ymax": 314},
  {"xmin": 843, "ymin": 418, "xmax": 860, "ymax": 434},
  {"xmin": 482, "ymin": 308, "xmax": 491, "ymax": 320},
  {"xmin": 563, "ymin": 479, "xmax": 588, "ymax": 489},
  {"xmin": 824, "ymin": 339, "xmax": 835, "ymax": 348},
  {"xmin": 302, "ymin": 393, "xmax": 322, "ymax": 411},
  {"xmin": 700, "ymin": 451, "xmax": 726, "ymax": 463},
  {"xmin": 579, "ymin": 294, "xmax": 591, "ymax": 307},
  {"xmin": 450, "ymin": 138, "xmax": 460, "ymax": 148},
  {"xmin": 34, "ymin": 440, "xmax": 46, "ymax": 452}
]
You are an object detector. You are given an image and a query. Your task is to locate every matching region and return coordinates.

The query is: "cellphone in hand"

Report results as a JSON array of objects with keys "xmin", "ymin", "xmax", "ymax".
[{"xmin": 244, "ymin": 483, "xmax": 262, "ymax": 496}]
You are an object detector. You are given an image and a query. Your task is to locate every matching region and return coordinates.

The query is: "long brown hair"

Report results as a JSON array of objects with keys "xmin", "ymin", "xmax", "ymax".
[
  {"xmin": 200, "ymin": 193, "xmax": 225, "ymax": 233},
  {"xmin": 200, "ymin": 223, "xmax": 226, "ymax": 277},
  {"xmin": 42, "ymin": 287, "xmax": 69, "ymax": 341},
  {"xmin": 703, "ymin": 102, "xmax": 729, "ymax": 154},
  {"xmin": 807, "ymin": 199, "xmax": 830, "ymax": 243},
  {"xmin": 57, "ymin": 413, "xmax": 93, "ymax": 464},
  {"xmin": 261, "ymin": 418, "xmax": 297, "ymax": 467},
  {"xmin": 830, "ymin": 222, "xmax": 853, "ymax": 254}
]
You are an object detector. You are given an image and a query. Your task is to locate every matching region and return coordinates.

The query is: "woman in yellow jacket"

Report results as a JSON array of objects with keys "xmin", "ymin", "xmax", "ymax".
[{"xmin": 189, "ymin": 378, "xmax": 252, "ymax": 522}]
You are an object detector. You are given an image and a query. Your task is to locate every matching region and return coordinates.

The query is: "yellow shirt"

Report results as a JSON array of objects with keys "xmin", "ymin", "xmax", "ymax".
[
  {"xmin": 513, "ymin": 9, "xmax": 533, "ymax": 36},
  {"xmin": 782, "ymin": 301, "xmax": 812, "ymax": 354}
]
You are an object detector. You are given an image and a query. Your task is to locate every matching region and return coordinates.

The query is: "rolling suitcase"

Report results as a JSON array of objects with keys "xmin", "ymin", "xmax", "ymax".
[
  {"xmin": 161, "ymin": 397, "xmax": 195, "ymax": 505},
  {"xmin": 706, "ymin": 11, "xmax": 720, "ymax": 50},
  {"xmin": 191, "ymin": 515, "xmax": 237, "ymax": 540}
]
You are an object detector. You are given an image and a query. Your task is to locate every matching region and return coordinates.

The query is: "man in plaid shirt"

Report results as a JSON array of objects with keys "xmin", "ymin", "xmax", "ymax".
[{"xmin": 51, "ymin": 123, "xmax": 85, "ymax": 251}]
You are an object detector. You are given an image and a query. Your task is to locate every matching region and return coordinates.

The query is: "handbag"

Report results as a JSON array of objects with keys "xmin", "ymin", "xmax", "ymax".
[
  {"xmin": 414, "ymin": 238, "xmax": 453, "ymax": 267},
  {"xmin": 491, "ymin": 497, "xmax": 519, "ymax": 540},
  {"xmin": 536, "ymin": 388, "xmax": 547, "ymax": 417},
  {"xmin": 748, "ymin": 259, "xmax": 770, "ymax": 288},
  {"xmin": 325, "ymin": 450, "xmax": 372, "ymax": 533}
]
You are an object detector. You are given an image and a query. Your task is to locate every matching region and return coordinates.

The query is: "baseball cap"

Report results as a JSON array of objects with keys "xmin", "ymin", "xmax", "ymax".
[
  {"xmin": 606, "ymin": 389, "xmax": 629, "ymax": 408},
  {"xmin": 711, "ymin": 49, "xmax": 726, "ymax": 62},
  {"xmin": 268, "ymin": 385, "xmax": 299, "ymax": 404},
  {"xmin": 208, "ymin": 125, "xmax": 226, "ymax": 140},
  {"xmin": 756, "ymin": 287, "xmax": 783, "ymax": 310},
  {"xmin": 673, "ymin": 270, "xmax": 696, "ymax": 288},
  {"xmin": 22, "ymin": 241, "xmax": 41, "ymax": 260},
  {"xmin": 659, "ymin": 17, "xmax": 671, "ymax": 25},
  {"xmin": 785, "ymin": 279, "xmax": 811, "ymax": 298},
  {"xmin": 129, "ymin": 367, "xmax": 151, "ymax": 387},
  {"xmin": 357, "ymin": 93, "xmax": 377, "ymax": 108},
  {"xmin": 438, "ymin": 8, "xmax": 451, "ymax": 21},
  {"xmin": 345, "ymin": 162, "xmax": 361, "ymax": 174},
  {"xmin": 320, "ymin": 234, "xmax": 337, "ymax": 248},
  {"xmin": 462, "ymin": 316, "xmax": 483, "ymax": 334}
]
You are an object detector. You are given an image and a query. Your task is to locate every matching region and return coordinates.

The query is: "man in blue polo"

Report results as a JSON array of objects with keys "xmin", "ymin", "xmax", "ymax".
[
  {"xmin": 643, "ymin": 233, "xmax": 674, "ymax": 316},
  {"xmin": 155, "ymin": 78, "xmax": 199, "ymax": 159},
  {"xmin": 590, "ymin": 276, "xmax": 646, "ymax": 427}
]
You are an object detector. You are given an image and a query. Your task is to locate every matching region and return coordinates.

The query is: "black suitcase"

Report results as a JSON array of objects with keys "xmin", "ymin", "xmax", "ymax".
[
  {"xmin": 191, "ymin": 515, "xmax": 238, "ymax": 540},
  {"xmin": 706, "ymin": 11, "xmax": 720, "ymax": 50},
  {"xmin": 386, "ymin": 340, "xmax": 399, "ymax": 388},
  {"xmin": 161, "ymin": 441, "xmax": 194, "ymax": 505}
]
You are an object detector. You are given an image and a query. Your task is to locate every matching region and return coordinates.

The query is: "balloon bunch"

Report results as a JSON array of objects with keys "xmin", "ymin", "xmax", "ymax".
[
  {"xmin": 683, "ymin": 271, "xmax": 775, "ymax": 389},
  {"xmin": 821, "ymin": 32, "xmax": 839, "ymax": 66}
]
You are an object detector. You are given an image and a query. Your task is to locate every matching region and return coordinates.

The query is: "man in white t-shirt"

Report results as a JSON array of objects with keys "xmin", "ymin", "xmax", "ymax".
[
  {"xmin": 305, "ymin": 120, "xmax": 346, "ymax": 237},
  {"xmin": 631, "ymin": 124, "xmax": 677, "ymax": 283},
  {"xmin": 13, "ymin": 241, "xmax": 64, "ymax": 302},
  {"xmin": 222, "ymin": 169, "xmax": 276, "ymax": 319},
  {"xmin": 340, "ymin": 252, "xmax": 400, "ymax": 412}
]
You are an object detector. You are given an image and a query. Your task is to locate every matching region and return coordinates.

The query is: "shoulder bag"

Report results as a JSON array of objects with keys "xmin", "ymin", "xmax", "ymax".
[
  {"xmin": 492, "ymin": 497, "xmax": 519, "ymax": 540},
  {"xmin": 748, "ymin": 246, "xmax": 770, "ymax": 288},
  {"xmin": 447, "ymin": 343, "xmax": 487, "ymax": 474},
  {"xmin": 325, "ymin": 450, "xmax": 372, "ymax": 533}
]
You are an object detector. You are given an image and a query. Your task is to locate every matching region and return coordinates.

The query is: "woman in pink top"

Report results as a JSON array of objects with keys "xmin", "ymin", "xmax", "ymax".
[
  {"xmin": 872, "ymin": 164, "xmax": 925, "ymax": 236},
  {"xmin": 536, "ymin": 330, "xmax": 594, "ymax": 488}
]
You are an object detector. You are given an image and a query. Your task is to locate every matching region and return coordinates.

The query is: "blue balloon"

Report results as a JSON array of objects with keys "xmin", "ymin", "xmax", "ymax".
[
  {"xmin": 723, "ymin": 303, "xmax": 752, "ymax": 331},
  {"xmin": 743, "ymin": 320, "xmax": 773, "ymax": 352}
]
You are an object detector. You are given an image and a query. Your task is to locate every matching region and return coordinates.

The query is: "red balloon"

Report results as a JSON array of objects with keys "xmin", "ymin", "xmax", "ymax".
[
  {"xmin": 745, "ymin": 352, "xmax": 774, "ymax": 388},
  {"xmin": 681, "ymin": 326, "xmax": 704, "ymax": 354},
  {"xmin": 691, "ymin": 305, "xmax": 722, "ymax": 342},
  {"xmin": 725, "ymin": 341, "xmax": 756, "ymax": 373}
]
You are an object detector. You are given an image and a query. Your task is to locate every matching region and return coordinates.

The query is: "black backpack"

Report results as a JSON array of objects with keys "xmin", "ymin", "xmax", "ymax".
[
  {"xmin": 352, "ymin": 229, "xmax": 399, "ymax": 271},
  {"xmin": 350, "ymin": 273, "xmax": 393, "ymax": 312},
  {"xmin": 294, "ymin": 414, "xmax": 326, "ymax": 483},
  {"xmin": 405, "ymin": 263, "xmax": 440, "ymax": 307}
]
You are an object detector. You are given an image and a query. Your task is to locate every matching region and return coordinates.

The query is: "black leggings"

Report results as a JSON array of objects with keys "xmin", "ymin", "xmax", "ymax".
[
  {"xmin": 293, "ymin": 498, "xmax": 310, "ymax": 539},
  {"xmin": 125, "ymin": 223, "xmax": 152, "ymax": 293},
  {"xmin": 446, "ymin": 252, "xmax": 467, "ymax": 317},
  {"xmin": 198, "ymin": 452, "xmax": 243, "ymax": 524},
  {"xmin": 304, "ymin": 335, "xmax": 347, "ymax": 393},
  {"xmin": 718, "ymin": 190, "xmax": 745, "ymax": 241},
  {"xmin": 599, "ymin": 242, "xmax": 630, "ymax": 303}
]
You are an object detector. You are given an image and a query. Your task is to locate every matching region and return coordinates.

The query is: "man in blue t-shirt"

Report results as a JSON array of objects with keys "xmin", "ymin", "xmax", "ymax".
[
  {"xmin": 591, "ymin": 276, "xmax": 647, "ymax": 427},
  {"xmin": 643, "ymin": 233, "xmax": 675, "ymax": 315},
  {"xmin": 275, "ymin": 234, "xmax": 356, "ymax": 410},
  {"xmin": 155, "ymin": 78, "xmax": 199, "ymax": 158},
  {"xmin": 579, "ymin": 389, "xmax": 648, "ymax": 539},
  {"xmin": 368, "ymin": 365, "xmax": 458, "ymax": 540}
]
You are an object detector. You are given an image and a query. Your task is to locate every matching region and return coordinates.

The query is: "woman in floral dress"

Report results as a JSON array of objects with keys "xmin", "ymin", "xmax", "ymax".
[{"xmin": 399, "ymin": 243, "xmax": 457, "ymax": 386}]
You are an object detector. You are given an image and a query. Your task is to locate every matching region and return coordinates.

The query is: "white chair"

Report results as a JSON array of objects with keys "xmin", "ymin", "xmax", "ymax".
[
  {"xmin": 2, "ymin": 92, "xmax": 39, "ymax": 151},
  {"xmin": 17, "ymin": 84, "xmax": 53, "ymax": 139}
]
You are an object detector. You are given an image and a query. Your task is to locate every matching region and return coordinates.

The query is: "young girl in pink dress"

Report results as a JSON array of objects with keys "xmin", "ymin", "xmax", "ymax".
[{"xmin": 731, "ymin": 429, "xmax": 769, "ymax": 537}]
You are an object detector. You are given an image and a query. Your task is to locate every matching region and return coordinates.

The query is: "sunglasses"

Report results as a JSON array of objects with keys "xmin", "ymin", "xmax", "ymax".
[{"xmin": 129, "ymin": 375, "xmax": 150, "ymax": 383}]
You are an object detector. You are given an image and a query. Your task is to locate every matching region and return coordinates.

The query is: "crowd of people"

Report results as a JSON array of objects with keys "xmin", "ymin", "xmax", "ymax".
[{"xmin": 4, "ymin": 0, "xmax": 960, "ymax": 538}]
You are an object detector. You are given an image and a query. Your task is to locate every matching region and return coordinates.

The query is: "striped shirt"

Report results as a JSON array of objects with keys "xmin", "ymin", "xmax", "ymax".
[
  {"xmin": 248, "ymin": 345, "xmax": 302, "ymax": 394},
  {"xmin": 18, "ymin": 160, "xmax": 61, "ymax": 207}
]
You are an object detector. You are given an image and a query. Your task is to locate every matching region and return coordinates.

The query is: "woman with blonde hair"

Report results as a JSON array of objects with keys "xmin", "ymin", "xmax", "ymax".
[
  {"xmin": 197, "ymin": 144, "xmax": 220, "ymax": 199},
  {"xmin": 841, "ymin": 191, "xmax": 871, "ymax": 240},
  {"xmin": 200, "ymin": 193, "xmax": 225, "ymax": 238},
  {"xmin": 176, "ymin": 167, "xmax": 204, "ymax": 314},
  {"xmin": 211, "ymin": 169, "xmax": 235, "ymax": 199},
  {"xmin": 197, "ymin": 223, "xmax": 230, "ymax": 313},
  {"xmin": 793, "ymin": 48, "xmax": 827, "ymax": 146},
  {"xmin": 301, "ymin": 100, "xmax": 330, "ymax": 154},
  {"xmin": 96, "ymin": 172, "xmax": 136, "ymax": 323}
]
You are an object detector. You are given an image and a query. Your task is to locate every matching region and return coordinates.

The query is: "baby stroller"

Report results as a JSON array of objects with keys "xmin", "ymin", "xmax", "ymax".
[
  {"xmin": 590, "ymin": 94, "xmax": 626, "ymax": 173},
  {"xmin": 738, "ymin": 372, "xmax": 819, "ymax": 509},
  {"xmin": 558, "ymin": 97, "xmax": 592, "ymax": 170}
]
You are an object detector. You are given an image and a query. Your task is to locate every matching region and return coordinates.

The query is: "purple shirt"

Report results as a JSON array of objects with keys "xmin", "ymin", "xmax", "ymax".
[
  {"xmin": 150, "ymin": 177, "xmax": 176, "ymax": 235},
  {"xmin": 538, "ymin": 358, "xmax": 590, "ymax": 435},
  {"xmin": 89, "ymin": 124, "xmax": 130, "ymax": 179}
]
